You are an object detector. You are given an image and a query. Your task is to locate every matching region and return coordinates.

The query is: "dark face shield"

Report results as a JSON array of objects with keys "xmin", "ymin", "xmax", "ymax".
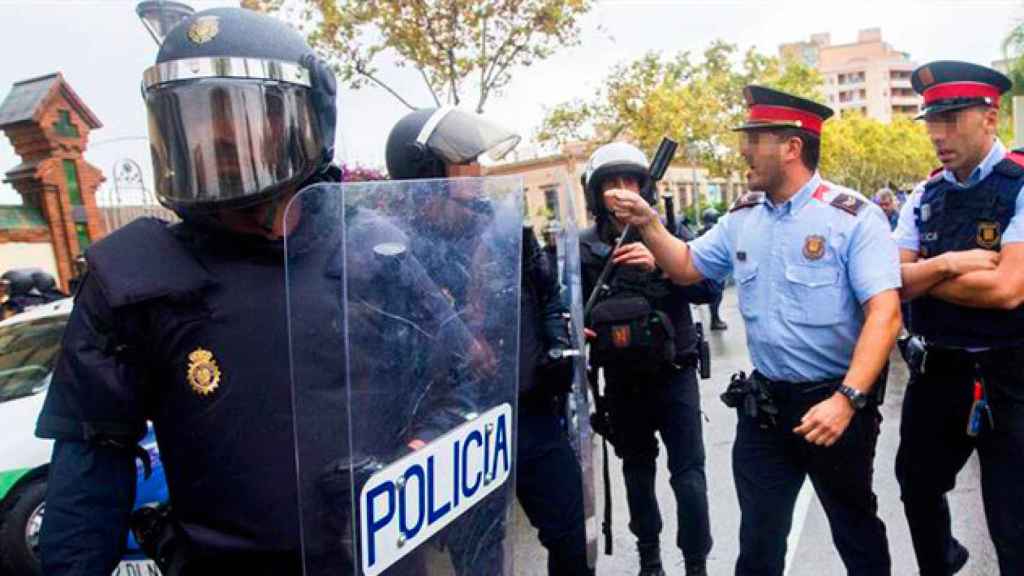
[
  {"xmin": 418, "ymin": 107, "xmax": 521, "ymax": 165},
  {"xmin": 145, "ymin": 79, "xmax": 323, "ymax": 210}
]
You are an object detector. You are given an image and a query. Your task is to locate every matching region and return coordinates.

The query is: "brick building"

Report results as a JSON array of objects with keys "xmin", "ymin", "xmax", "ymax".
[{"xmin": 0, "ymin": 73, "xmax": 106, "ymax": 289}]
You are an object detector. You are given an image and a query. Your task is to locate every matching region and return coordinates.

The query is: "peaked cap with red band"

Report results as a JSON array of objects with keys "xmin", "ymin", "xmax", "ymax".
[
  {"xmin": 912, "ymin": 60, "xmax": 1011, "ymax": 119},
  {"xmin": 734, "ymin": 85, "xmax": 834, "ymax": 136}
]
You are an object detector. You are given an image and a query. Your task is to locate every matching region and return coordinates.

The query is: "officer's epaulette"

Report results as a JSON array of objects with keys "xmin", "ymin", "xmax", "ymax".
[
  {"xmin": 993, "ymin": 148, "xmax": 1024, "ymax": 178},
  {"xmin": 829, "ymin": 192, "xmax": 867, "ymax": 216},
  {"xmin": 729, "ymin": 191, "xmax": 765, "ymax": 212}
]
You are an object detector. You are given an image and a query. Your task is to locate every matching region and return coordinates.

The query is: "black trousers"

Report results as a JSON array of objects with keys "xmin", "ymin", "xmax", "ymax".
[
  {"xmin": 709, "ymin": 290, "xmax": 724, "ymax": 322},
  {"xmin": 732, "ymin": 377, "xmax": 890, "ymax": 576},
  {"xmin": 517, "ymin": 396, "xmax": 591, "ymax": 575},
  {"xmin": 606, "ymin": 366, "xmax": 713, "ymax": 564},
  {"xmin": 895, "ymin": 346, "xmax": 1024, "ymax": 576}
]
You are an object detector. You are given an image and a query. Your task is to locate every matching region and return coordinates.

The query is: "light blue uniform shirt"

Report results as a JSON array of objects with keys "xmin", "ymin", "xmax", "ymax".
[
  {"xmin": 690, "ymin": 173, "xmax": 901, "ymax": 382},
  {"xmin": 894, "ymin": 140, "xmax": 1024, "ymax": 252}
]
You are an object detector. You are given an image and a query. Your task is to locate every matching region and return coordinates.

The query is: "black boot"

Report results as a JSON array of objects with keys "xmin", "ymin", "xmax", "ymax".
[
  {"xmin": 638, "ymin": 544, "xmax": 665, "ymax": 576},
  {"xmin": 947, "ymin": 538, "xmax": 969, "ymax": 574},
  {"xmin": 710, "ymin": 318, "xmax": 728, "ymax": 330}
]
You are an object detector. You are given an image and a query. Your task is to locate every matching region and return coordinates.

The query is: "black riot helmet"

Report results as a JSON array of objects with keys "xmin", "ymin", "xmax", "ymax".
[
  {"xmin": 582, "ymin": 142, "xmax": 652, "ymax": 218},
  {"xmin": 701, "ymin": 207, "xmax": 720, "ymax": 226},
  {"xmin": 142, "ymin": 7, "xmax": 337, "ymax": 214},
  {"xmin": 385, "ymin": 107, "xmax": 520, "ymax": 180},
  {"xmin": 2, "ymin": 269, "xmax": 39, "ymax": 297}
]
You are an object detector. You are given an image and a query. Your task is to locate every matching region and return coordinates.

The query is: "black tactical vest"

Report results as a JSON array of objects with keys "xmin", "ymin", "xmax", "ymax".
[{"xmin": 912, "ymin": 154, "xmax": 1024, "ymax": 348}]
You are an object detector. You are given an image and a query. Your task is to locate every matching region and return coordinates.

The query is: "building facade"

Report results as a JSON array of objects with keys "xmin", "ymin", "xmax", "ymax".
[
  {"xmin": 780, "ymin": 28, "xmax": 922, "ymax": 122},
  {"xmin": 487, "ymin": 143, "xmax": 745, "ymax": 232},
  {"xmin": 0, "ymin": 73, "xmax": 107, "ymax": 289}
]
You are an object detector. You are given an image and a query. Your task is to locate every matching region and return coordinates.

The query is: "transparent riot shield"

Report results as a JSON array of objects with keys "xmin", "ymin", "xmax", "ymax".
[
  {"xmin": 552, "ymin": 175, "xmax": 600, "ymax": 569},
  {"xmin": 285, "ymin": 177, "xmax": 522, "ymax": 576}
]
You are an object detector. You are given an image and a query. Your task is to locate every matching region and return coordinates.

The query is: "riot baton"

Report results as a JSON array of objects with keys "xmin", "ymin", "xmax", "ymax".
[{"xmin": 583, "ymin": 137, "xmax": 678, "ymax": 320}]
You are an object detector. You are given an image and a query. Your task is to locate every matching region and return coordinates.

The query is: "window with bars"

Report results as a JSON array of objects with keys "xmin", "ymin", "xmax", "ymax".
[{"xmin": 53, "ymin": 110, "xmax": 79, "ymax": 138}]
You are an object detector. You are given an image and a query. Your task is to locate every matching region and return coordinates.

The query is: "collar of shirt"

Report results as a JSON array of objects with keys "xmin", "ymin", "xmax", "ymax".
[
  {"xmin": 763, "ymin": 172, "xmax": 822, "ymax": 217},
  {"xmin": 943, "ymin": 139, "xmax": 1005, "ymax": 187}
]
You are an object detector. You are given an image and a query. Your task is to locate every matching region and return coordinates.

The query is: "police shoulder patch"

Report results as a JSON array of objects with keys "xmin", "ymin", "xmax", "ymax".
[
  {"xmin": 829, "ymin": 192, "xmax": 866, "ymax": 216},
  {"xmin": 730, "ymin": 191, "xmax": 765, "ymax": 212}
]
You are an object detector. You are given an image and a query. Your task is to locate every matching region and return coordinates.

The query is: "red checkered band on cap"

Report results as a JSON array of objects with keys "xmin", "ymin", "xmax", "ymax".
[
  {"xmin": 922, "ymin": 82, "xmax": 1001, "ymax": 108},
  {"xmin": 748, "ymin": 104, "xmax": 824, "ymax": 134}
]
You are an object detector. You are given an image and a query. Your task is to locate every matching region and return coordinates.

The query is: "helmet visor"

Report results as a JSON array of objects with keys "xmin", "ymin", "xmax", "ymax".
[
  {"xmin": 145, "ymin": 79, "xmax": 322, "ymax": 210},
  {"xmin": 421, "ymin": 108, "xmax": 521, "ymax": 165}
]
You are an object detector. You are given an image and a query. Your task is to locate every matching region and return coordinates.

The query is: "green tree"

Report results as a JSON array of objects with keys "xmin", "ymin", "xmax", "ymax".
[
  {"xmin": 245, "ymin": 0, "xmax": 594, "ymax": 112},
  {"xmin": 819, "ymin": 113, "xmax": 935, "ymax": 194},
  {"xmin": 536, "ymin": 41, "xmax": 822, "ymax": 178}
]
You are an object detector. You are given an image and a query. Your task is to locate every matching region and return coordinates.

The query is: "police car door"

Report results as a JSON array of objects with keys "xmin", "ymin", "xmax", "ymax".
[{"xmin": 285, "ymin": 177, "xmax": 522, "ymax": 576}]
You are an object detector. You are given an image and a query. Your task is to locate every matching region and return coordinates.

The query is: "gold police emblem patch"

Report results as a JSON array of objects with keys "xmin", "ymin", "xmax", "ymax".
[
  {"xmin": 611, "ymin": 325, "xmax": 631, "ymax": 349},
  {"xmin": 187, "ymin": 348, "xmax": 221, "ymax": 396},
  {"xmin": 977, "ymin": 221, "xmax": 1001, "ymax": 249},
  {"xmin": 803, "ymin": 235, "xmax": 826, "ymax": 261},
  {"xmin": 187, "ymin": 16, "xmax": 220, "ymax": 45}
]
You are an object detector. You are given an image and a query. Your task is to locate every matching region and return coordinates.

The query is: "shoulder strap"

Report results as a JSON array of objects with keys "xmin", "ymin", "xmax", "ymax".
[
  {"xmin": 828, "ymin": 192, "xmax": 867, "ymax": 216},
  {"xmin": 993, "ymin": 149, "xmax": 1024, "ymax": 178},
  {"xmin": 86, "ymin": 218, "xmax": 214, "ymax": 308},
  {"xmin": 729, "ymin": 191, "xmax": 765, "ymax": 213}
]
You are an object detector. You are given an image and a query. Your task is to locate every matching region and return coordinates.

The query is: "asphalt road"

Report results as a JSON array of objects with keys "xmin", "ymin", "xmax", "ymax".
[{"xmin": 513, "ymin": 286, "xmax": 998, "ymax": 576}]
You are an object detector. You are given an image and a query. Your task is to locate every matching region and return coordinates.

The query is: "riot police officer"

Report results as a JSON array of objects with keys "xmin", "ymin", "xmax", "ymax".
[
  {"xmin": 698, "ymin": 208, "xmax": 727, "ymax": 331},
  {"xmin": 606, "ymin": 86, "xmax": 901, "ymax": 576},
  {"xmin": 894, "ymin": 61, "xmax": 1024, "ymax": 576},
  {"xmin": 384, "ymin": 107, "xmax": 592, "ymax": 576},
  {"xmin": 35, "ymin": 8, "xmax": 345, "ymax": 575},
  {"xmin": 580, "ymin": 142, "xmax": 714, "ymax": 576}
]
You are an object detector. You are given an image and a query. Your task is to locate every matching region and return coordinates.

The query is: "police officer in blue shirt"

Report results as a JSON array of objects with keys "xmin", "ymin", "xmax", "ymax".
[
  {"xmin": 894, "ymin": 61, "xmax": 1024, "ymax": 576},
  {"xmin": 607, "ymin": 86, "xmax": 902, "ymax": 576}
]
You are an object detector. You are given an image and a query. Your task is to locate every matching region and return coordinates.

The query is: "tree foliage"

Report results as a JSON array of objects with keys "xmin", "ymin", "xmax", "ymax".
[
  {"xmin": 819, "ymin": 113, "xmax": 936, "ymax": 194},
  {"xmin": 536, "ymin": 41, "xmax": 822, "ymax": 177},
  {"xmin": 245, "ymin": 0, "xmax": 594, "ymax": 112}
]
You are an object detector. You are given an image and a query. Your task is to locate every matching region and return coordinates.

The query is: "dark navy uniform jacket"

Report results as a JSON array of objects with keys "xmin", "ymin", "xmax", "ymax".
[{"xmin": 36, "ymin": 194, "xmax": 476, "ymax": 574}]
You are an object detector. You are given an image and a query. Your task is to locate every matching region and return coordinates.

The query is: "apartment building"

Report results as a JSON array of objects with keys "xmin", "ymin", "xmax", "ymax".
[{"xmin": 780, "ymin": 28, "xmax": 922, "ymax": 122}]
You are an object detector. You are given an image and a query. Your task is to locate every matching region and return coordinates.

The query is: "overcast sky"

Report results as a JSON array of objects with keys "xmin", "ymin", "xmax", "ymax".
[{"xmin": 0, "ymin": 0, "xmax": 1021, "ymax": 204}]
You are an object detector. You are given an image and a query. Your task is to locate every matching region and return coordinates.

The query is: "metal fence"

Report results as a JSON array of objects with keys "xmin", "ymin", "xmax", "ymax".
[{"xmin": 99, "ymin": 158, "xmax": 177, "ymax": 233}]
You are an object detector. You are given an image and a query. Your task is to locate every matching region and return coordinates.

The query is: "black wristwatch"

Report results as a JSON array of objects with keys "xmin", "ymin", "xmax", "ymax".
[{"xmin": 838, "ymin": 385, "xmax": 867, "ymax": 410}]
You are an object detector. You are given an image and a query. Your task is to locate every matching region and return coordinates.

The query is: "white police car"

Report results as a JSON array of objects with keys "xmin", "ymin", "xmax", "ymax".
[{"xmin": 0, "ymin": 299, "xmax": 165, "ymax": 576}]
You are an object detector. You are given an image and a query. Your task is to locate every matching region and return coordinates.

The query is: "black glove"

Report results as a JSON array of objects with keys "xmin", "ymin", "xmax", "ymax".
[
  {"xmin": 537, "ymin": 347, "xmax": 576, "ymax": 395},
  {"xmin": 130, "ymin": 503, "xmax": 189, "ymax": 576}
]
